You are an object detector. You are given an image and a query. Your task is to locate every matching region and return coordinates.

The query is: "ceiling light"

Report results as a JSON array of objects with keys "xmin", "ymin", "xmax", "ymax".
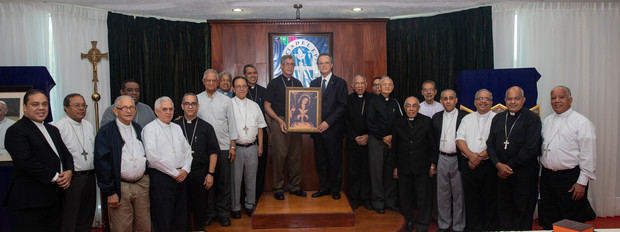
[
  {"xmin": 352, "ymin": 7, "xmax": 362, "ymax": 12},
  {"xmin": 232, "ymin": 8, "xmax": 243, "ymax": 12}
]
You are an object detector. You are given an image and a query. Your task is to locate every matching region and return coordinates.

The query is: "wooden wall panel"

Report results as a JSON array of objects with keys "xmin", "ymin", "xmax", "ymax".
[{"xmin": 209, "ymin": 19, "xmax": 387, "ymax": 191}]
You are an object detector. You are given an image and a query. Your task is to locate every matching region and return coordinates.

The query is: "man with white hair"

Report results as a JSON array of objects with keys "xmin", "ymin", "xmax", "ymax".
[
  {"xmin": 142, "ymin": 96, "xmax": 193, "ymax": 231},
  {"xmin": 538, "ymin": 86, "xmax": 596, "ymax": 229},
  {"xmin": 0, "ymin": 100, "xmax": 15, "ymax": 158}
]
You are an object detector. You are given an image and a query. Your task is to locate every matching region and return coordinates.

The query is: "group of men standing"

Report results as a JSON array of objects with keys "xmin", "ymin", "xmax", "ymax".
[{"xmin": 2, "ymin": 52, "xmax": 598, "ymax": 232}]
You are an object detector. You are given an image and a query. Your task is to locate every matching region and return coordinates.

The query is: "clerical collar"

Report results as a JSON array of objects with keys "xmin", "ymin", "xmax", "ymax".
[
  {"xmin": 156, "ymin": 118, "xmax": 171, "ymax": 127},
  {"xmin": 68, "ymin": 117, "xmax": 83, "ymax": 125},
  {"xmin": 444, "ymin": 109, "xmax": 457, "ymax": 116},
  {"xmin": 184, "ymin": 117, "xmax": 196, "ymax": 124},
  {"xmin": 509, "ymin": 111, "xmax": 517, "ymax": 116},
  {"xmin": 357, "ymin": 94, "xmax": 364, "ymax": 98},
  {"xmin": 250, "ymin": 85, "xmax": 255, "ymax": 90},
  {"xmin": 556, "ymin": 108, "xmax": 573, "ymax": 118},
  {"xmin": 115, "ymin": 118, "xmax": 132, "ymax": 129},
  {"xmin": 408, "ymin": 117, "xmax": 415, "ymax": 121},
  {"xmin": 478, "ymin": 111, "xmax": 491, "ymax": 116}
]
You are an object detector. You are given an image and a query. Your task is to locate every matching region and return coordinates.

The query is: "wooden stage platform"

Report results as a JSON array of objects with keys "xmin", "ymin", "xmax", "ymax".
[{"xmin": 202, "ymin": 191, "xmax": 406, "ymax": 231}]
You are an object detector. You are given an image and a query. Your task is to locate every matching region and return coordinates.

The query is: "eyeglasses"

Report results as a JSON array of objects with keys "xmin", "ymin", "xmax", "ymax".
[
  {"xmin": 116, "ymin": 106, "xmax": 136, "ymax": 111},
  {"xmin": 475, "ymin": 97, "xmax": 492, "ymax": 102},
  {"xmin": 182, "ymin": 102, "xmax": 198, "ymax": 107},
  {"xmin": 70, "ymin": 104, "xmax": 88, "ymax": 108}
]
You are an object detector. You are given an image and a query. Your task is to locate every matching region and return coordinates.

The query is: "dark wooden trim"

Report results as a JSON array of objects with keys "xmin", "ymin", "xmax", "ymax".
[{"xmin": 207, "ymin": 18, "xmax": 388, "ymax": 24}]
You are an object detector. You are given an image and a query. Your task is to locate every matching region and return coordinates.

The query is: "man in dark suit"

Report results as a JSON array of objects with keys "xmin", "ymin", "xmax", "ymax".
[
  {"xmin": 310, "ymin": 54, "xmax": 348, "ymax": 200},
  {"xmin": 5, "ymin": 89, "xmax": 74, "ymax": 232},
  {"xmin": 392, "ymin": 96, "xmax": 437, "ymax": 232},
  {"xmin": 431, "ymin": 89, "xmax": 467, "ymax": 232}
]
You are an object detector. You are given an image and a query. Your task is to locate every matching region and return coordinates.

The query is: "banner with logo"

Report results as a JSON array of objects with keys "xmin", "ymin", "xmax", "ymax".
[{"xmin": 269, "ymin": 33, "xmax": 332, "ymax": 87}]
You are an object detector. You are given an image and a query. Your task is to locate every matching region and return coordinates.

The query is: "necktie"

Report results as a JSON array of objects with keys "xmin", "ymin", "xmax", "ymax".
[{"xmin": 321, "ymin": 79, "xmax": 327, "ymax": 93}]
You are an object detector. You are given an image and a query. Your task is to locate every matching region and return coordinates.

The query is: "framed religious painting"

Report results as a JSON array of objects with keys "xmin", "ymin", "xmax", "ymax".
[
  {"xmin": 269, "ymin": 32, "xmax": 333, "ymax": 87},
  {"xmin": 285, "ymin": 87, "xmax": 321, "ymax": 133},
  {"xmin": 0, "ymin": 85, "xmax": 31, "ymax": 163}
]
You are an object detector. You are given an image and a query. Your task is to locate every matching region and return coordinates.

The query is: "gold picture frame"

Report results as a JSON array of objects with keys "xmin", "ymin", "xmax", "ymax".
[{"xmin": 286, "ymin": 87, "xmax": 321, "ymax": 133}]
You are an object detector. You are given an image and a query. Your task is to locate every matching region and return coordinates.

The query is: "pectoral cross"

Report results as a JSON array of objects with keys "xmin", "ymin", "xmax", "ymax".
[
  {"xmin": 503, "ymin": 140, "xmax": 510, "ymax": 150},
  {"xmin": 243, "ymin": 126, "xmax": 248, "ymax": 135},
  {"xmin": 82, "ymin": 151, "xmax": 88, "ymax": 161},
  {"xmin": 441, "ymin": 139, "xmax": 447, "ymax": 144}
]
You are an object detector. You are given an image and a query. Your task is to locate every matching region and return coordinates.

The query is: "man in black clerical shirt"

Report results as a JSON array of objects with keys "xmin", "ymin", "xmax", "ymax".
[
  {"xmin": 174, "ymin": 92, "xmax": 219, "ymax": 230},
  {"xmin": 345, "ymin": 74, "xmax": 372, "ymax": 209},
  {"xmin": 264, "ymin": 55, "xmax": 306, "ymax": 200},
  {"xmin": 487, "ymin": 86, "xmax": 541, "ymax": 230},
  {"xmin": 243, "ymin": 64, "xmax": 269, "ymax": 199},
  {"xmin": 366, "ymin": 76, "xmax": 403, "ymax": 214},
  {"xmin": 392, "ymin": 96, "xmax": 436, "ymax": 232}
]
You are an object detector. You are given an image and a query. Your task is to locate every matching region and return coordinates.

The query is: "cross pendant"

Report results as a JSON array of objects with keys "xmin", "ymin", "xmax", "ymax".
[
  {"xmin": 503, "ymin": 140, "xmax": 510, "ymax": 150},
  {"xmin": 82, "ymin": 151, "xmax": 88, "ymax": 160},
  {"xmin": 243, "ymin": 126, "xmax": 248, "ymax": 135},
  {"xmin": 441, "ymin": 139, "xmax": 447, "ymax": 144}
]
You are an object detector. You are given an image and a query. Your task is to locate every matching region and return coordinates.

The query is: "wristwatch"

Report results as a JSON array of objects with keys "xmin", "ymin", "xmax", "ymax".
[{"xmin": 207, "ymin": 171, "xmax": 215, "ymax": 176}]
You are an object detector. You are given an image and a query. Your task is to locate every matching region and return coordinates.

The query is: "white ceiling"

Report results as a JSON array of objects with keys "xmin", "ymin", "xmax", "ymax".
[{"xmin": 28, "ymin": 0, "xmax": 515, "ymax": 21}]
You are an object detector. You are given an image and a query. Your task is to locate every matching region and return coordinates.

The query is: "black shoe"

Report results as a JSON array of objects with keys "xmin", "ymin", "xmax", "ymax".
[
  {"xmin": 363, "ymin": 202, "xmax": 373, "ymax": 210},
  {"xmin": 332, "ymin": 192, "xmax": 341, "ymax": 200},
  {"xmin": 203, "ymin": 216, "xmax": 215, "ymax": 226},
  {"xmin": 219, "ymin": 217, "xmax": 231, "ymax": 226},
  {"xmin": 387, "ymin": 205, "xmax": 400, "ymax": 212},
  {"xmin": 406, "ymin": 220, "xmax": 414, "ymax": 232},
  {"xmin": 311, "ymin": 190, "xmax": 329, "ymax": 198},
  {"xmin": 231, "ymin": 210, "xmax": 241, "ymax": 219},
  {"xmin": 245, "ymin": 207, "xmax": 255, "ymax": 217},
  {"xmin": 350, "ymin": 201, "xmax": 360, "ymax": 209},
  {"xmin": 376, "ymin": 208, "xmax": 385, "ymax": 214},
  {"xmin": 290, "ymin": 190, "xmax": 307, "ymax": 197},
  {"xmin": 274, "ymin": 192, "xmax": 284, "ymax": 200}
]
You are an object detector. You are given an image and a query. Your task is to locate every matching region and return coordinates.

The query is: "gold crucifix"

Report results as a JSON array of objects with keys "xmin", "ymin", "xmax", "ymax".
[{"xmin": 81, "ymin": 41, "xmax": 108, "ymax": 131}]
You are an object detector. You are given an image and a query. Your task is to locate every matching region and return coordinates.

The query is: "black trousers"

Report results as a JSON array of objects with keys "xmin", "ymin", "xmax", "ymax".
[
  {"xmin": 313, "ymin": 135, "xmax": 343, "ymax": 193},
  {"xmin": 346, "ymin": 138, "xmax": 370, "ymax": 205},
  {"xmin": 149, "ymin": 168, "xmax": 188, "ymax": 232},
  {"xmin": 188, "ymin": 169, "xmax": 211, "ymax": 228},
  {"xmin": 13, "ymin": 200, "xmax": 62, "ymax": 232},
  {"xmin": 462, "ymin": 160, "xmax": 497, "ymax": 231},
  {"xmin": 255, "ymin": 130, "xmax": 269, "ymax": 199},
  {"xmin": 207, "ymin": 150, "xmax": 232, "ymax": 218},
  {"xmin": 399, "ymin": 172, "xmax": 432, "ymax": 232},
  {"xmin": 61, "ymin": 172, "xmax": 96, "ymax": 232},
  {"xmin": 496, "ymin": 163, "xmax": 539, "ymax": 230},
  {"xmin": 538, "ymin": 166, "xmax": 596, "ymax": 229}
]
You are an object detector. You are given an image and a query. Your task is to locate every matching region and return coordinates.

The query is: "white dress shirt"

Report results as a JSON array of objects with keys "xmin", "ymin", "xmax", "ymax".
[
  {"xmin": 232, "ymin": 97, "xmax": 267, "ymax": 145},
  {"xmin": 456, "ymin": 111, "xmax": 496, "ymax": 156},
  {"xmin": 0, "ymin": 117, "xmax": 15, "ymax": 158},
  {"xmin": 116, "ymin": 119, "xmax": 147, "ymax": 181},
  {"xmin": 197, "ymin": 91, "xmax": 238, "ymax": 150},
  {"xmin": 541, "ymin": 108, "xmax": 596, "ymax": 186},
  {"xmin": 320, "ymin": 72, "xmax": 332, "ymax": 88},
  {"xmin": 53, "ymin": 117, "xmax": 95, "ymax": 171},
  {"xmin": 439, "ymin": 109, "xmax": 458, "ymax": 154},
  {"xmin": 142, "ymin": 119, "xmax": 192, "ymax": 177},
  {"xmin": 420, "ymin": 100, "xmax": 444, "ymax": 118}
]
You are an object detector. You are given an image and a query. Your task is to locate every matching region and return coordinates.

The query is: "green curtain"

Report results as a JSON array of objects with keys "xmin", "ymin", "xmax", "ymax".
[
  {"xmin": 107, "ymin": 12, "xmax": 209, "ymax": 115},
  {"xmin": 386, "ymin": 6, "xmax": 493, "ymax": 103}
]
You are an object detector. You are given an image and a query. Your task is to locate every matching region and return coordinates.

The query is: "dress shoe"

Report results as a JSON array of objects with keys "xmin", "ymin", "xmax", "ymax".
[
  {"xmin": 311, "ymin": 190, "xmax": 329, "ymax": 198},
  {"xmin": 203, "ymin": 216, "xmax": 214, "ymax": 226},
  {"xmin": 387, "ymin": 205, "xmax": 400, "ymax": 212},
  {"xmin": 290, "ymin": 190, "xmax": 307, "ymax": 197},
  {"xmin": 332, "ymin": 192, "xmax": 341, "ymax": 200},
  {"xmin": 376, "ymin": 208, "xmax": 385, "ymax": 214},
  {"xmin": 363, "ymin": 202, "xmax": 373, "ymax": 210},
  {"xmin": 274, "ymin": 192, "xmax": 284, "ymax": 200},
  {"xmin": 231, "ymin": 210, "xmax": 241, "ymax": 219},
  {"xmin": 406, "ymin": 220, "xmax": 414, "ymax": 232},
  {"xmin": 219, "ymin": 217, "xmax": 231, "ymax": 226},
  {"xmin": 245, "ymin": 207, "xmax": 255, "ymax": 217}
]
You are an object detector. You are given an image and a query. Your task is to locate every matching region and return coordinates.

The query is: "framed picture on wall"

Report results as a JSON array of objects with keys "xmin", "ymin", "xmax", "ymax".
[
  {"xmin": 0, "ymin": 85, "xmax": 32, "ymax": 163},
  {"xmin": 269, "ymin": 32, "xmax": 333, "ymax": 87},
  {"xmin": 285, "ymin": 87, "xmax": 321, "ymax": 133}
]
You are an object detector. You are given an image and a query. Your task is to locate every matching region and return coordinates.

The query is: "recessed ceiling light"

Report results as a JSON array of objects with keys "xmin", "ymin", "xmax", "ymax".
[
  {"xmin": 352, "ymin": 7, "xmax": 362, "ymax": 12},
  {"xmin": 232, "ymin": 8, "xmax": 243, "ymax": 12}
]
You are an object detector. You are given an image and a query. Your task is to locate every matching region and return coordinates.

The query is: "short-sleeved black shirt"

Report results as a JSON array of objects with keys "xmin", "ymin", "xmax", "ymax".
[{"xmin": 264, "ymin": 75, "xmax": 303, "ymax": 117}]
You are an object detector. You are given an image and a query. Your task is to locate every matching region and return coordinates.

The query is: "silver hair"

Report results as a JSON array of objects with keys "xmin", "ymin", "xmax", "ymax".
[
  {"xmin": 440, "ymin": 89, "xmax": 456, "ymax": 98},
  {"xmin": 218, "ymin": 71, "xmax": 232, "ymax": 81},
  {"xmin": 114, "ymin": 95, "xmax": 134, "ymax": 106},
  {"xmin": 474, "ymin": 89, "xmax": 493, "ymax": 99},
  {"xmin": 352, "ymin": 74, "xmax": 366, "ymax": 83},
  {"xmin": 0, "ymin": 100, "xmax": 6, "ymax": 108},
  {"xmin": 154, "ymin": 96, "xmax": 173, "ymax": 110},
  {"xmin": 505, "ymin": 86, "xmax": 525, "ymax": 97},
  {"xmin": 380, "ymin": 75, "xmax": 392, "ymax": 82},
  {"xmin": 202, "ymin": 69, "xmax": 219, "ymax": 80},
  {"xmin": 552, "ymin": 85, "xmax": 572, "ymax": 97}
]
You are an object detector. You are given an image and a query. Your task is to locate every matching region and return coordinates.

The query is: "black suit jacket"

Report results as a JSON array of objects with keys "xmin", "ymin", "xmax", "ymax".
[
  {"xmin": 94, "ymin": 121, "xmax": 143, "ymax": 200},
  {"xmin": 391, "ymin": 114, "xmax": 437, "ymax": 175},
  {"xmin": 432, "ymin": 110, "xmax": 468, "ymax": 172},
  {"xmin": 310, "ymin": 74, "xmax": 348, "ymax": 139},
  {"xmin": 4, "ymin": 117, "xmax": 74, "ymax": 210}
]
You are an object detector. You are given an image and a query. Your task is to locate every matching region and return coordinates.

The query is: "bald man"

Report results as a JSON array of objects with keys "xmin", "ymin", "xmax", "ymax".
[
  {"xmin": 391, "ymin": 96, "xmax": 436, "ymax": 232},
  {"xmin": 487, "ymin": 86, "xmax": 541, "ymax": 230}
]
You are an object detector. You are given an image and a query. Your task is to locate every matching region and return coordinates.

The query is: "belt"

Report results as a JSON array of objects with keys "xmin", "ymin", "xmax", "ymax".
[
  {"xmin": 440, "ymin": 152, "xmax": 458, "ymax": 157},
  {"xmin": 237, "ymin": 141, "xmax": 257, "ymax": 147},
  {"xmin": 74, "ymin": 170, "xmax": 95, "ymax": 176},
  {"xmin": 542, "ymin": 166, "xmax": 580, "ymax": 175},
  {"xmin": 121, "ymin": 173, "xmax": 148, "ymax": 184}
]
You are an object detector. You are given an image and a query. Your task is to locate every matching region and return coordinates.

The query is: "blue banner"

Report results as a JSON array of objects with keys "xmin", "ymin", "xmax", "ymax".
[{"xmin": 272, "ymin": 35, "xmax": 330, "ymax": 87}]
